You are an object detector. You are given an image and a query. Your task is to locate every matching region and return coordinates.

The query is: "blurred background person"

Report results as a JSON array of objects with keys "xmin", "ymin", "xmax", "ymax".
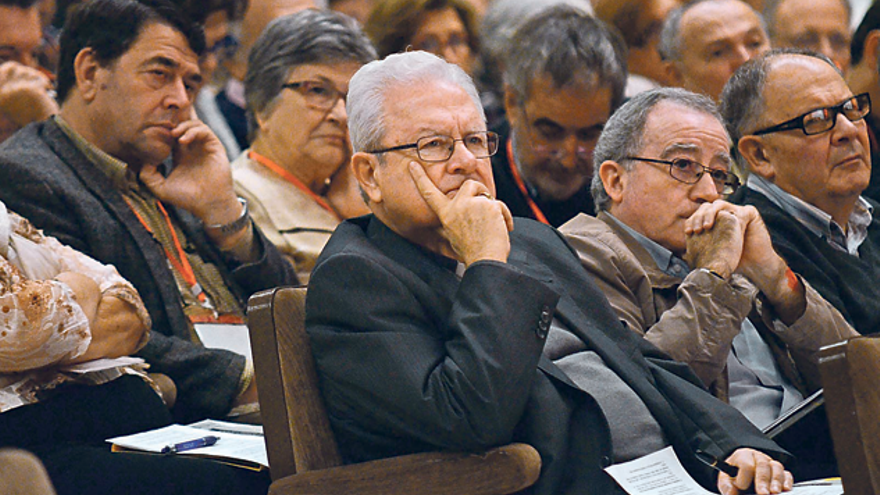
[
  {"xmin": 847, "ymin": 0, "xmax": 880, "ymax": 203},
  {"xmin": 659, "ymin": 0, "xmax": 770, "ymax": 101},
  {"xmin": 233, "ymin": 9, "xmax": 376, "ymax": 283},
  {"xmin": 0, "ymin": 0, "xmax": 58, "ymax": 144},
  {"xmin": 478, "ymin": 0, "xmax": 592, "ymax": 128},
  {"xmin": 328, "ymin": 0, "xmax": 373, "ymax": 24},
  {"xmin": 213, "ymin": 0, "xmax": 327, "ymax": 158},
  {"xmin": 493, "ymin": 5, "xmax": 625, "ymax": 227},
  {"xmin": 173, "ymin": 0, "xmax": 250, "ymax": 160},
  {"xmin": 365, "ymin": 0, "xmax": 479, "ymax": 78},
  {"xmin": 764, "ymin": 0, "xmax": 852, "ymax": 73},
  {"xmin": 593, "ymin": 0, "xmax": 682, "ymax": 97}
]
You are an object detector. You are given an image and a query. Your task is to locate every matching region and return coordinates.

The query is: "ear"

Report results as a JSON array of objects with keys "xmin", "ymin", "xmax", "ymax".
[
  {"xmin": 351, "ymin": 151, "xmax": 382, "ymax": 204},
  {"xmin": 73, "ymin": 48, "xmax": 102, "ymax": 102},
  {"xmin": 503, "ymin": 85, "xmax": 523, "ymax": 127},
  {"xmin": 737, "ymin": 135, "xmax": 775, "ymax": 181},
  {"xmin": 865, "ymin": 30, "xmax": 880, "ymax": 72},
  {"xmin": 598, "ymin": 160, "xmax": 627, "ymax": 206}
]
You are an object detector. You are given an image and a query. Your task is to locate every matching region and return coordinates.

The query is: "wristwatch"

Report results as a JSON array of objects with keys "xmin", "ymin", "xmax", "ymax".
[{"xmin": 204, "ymin": 197, "xmax": 250, "ymax": 236}]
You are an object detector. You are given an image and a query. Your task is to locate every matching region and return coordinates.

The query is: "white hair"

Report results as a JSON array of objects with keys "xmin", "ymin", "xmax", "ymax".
[{"xmin": 347, "ymin": 51, "xmax": 485, "ymax": 153}]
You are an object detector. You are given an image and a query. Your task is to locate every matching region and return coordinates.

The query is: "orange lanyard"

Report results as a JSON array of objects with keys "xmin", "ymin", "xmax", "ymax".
[
  {"xmin": 506, "ymin": 140, "xmax": 550, "ymax": 225},
  {"xmin": 248, "ymin": 151, "xmax": 342, "ymax": 221},
  {"xmin": 124, "ymin": 197, "xmax": 208, "ymax": 304}
]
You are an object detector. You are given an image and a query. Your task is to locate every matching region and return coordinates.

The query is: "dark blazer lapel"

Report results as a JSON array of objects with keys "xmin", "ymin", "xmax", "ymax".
[
  {"xmin": 40, "ymin": 120, "xmax": 191, "ymax": 336},
  {"xmin": 366, "ymin": 217, "xmax": 461, "ymax": 308}
]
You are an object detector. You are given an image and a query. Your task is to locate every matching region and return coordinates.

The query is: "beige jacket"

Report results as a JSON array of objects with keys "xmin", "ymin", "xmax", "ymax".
[
  {"xmin": 560, "ymin": 212, "xmax": 857, "ymax": 400},
  {"xmin": 232, "ymin": 152, "xmax": 340, "ymax": 284}
]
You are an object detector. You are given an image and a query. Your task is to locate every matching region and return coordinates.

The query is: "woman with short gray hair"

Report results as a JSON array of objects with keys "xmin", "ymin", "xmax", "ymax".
[{"xmin": 232, "ymin": 9, "xmax": 377, "ymax": 283}]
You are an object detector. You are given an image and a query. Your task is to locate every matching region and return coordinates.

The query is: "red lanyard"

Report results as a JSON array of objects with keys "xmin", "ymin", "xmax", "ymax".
[
  {"xmin": 506, "ymin": 140, "xmax": 550, "ymax": 225},
  {"xmin": 248, "ymin": 150, "xmax": 342, "ymax": 221},
  {"xmin": 124, "ymin": 197, "xmax": 208, "ymax": 304}
]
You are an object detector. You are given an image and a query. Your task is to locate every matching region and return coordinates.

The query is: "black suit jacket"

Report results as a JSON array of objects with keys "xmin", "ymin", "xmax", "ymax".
[
  {"xmin": 306, "ymin": 216, "xmax": 786, "ymax": 495},
  {"xmin": 0, "ymin": 119, "xmax": 298, "ymax": 422}
]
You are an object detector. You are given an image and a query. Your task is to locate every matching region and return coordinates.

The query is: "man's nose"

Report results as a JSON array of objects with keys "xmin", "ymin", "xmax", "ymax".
[
  {"xmin": 559, "ymin": 135, "xmax": 579, "ymax": 170},
  {"xmin": 446, "ymin": 140, "xmax": 479, "ymax": 174},
  {"xmin": 831, "ymin": 111, "xmax": 861, "ymax": 143},
  {"xmin": 691, "ymin": 170, "xmax": 720, "ymax": 202},
  {"xmin": 164, "ymin": 78, "xmax": 192, "ymax": 109}
]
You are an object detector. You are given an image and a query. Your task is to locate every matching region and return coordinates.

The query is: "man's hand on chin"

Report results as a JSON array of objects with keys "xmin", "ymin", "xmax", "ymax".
[
  {"xmin": 138, "ymin": 118, "xmax": 240, "ymax": 225},
  {"xmin": 408, "ymin": 161, "xmax": 513, "ymax": 266}
]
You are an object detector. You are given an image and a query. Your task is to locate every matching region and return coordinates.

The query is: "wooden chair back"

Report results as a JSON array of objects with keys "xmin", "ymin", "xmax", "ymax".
[
  {"xmin": 819, "ymin": 335, "xmax": 880, "ymax": 495},
  {"xmin": 248, "ymin": 286, "xmax": 341, "ymax": 481}
]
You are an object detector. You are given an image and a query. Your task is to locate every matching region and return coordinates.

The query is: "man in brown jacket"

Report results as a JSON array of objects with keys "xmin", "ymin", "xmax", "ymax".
[{"xmin": 560, "ymin": 87, "xmax": 855, "ymax": 477}]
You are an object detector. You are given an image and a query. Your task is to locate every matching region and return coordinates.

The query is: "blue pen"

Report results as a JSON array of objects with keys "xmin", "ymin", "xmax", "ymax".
[{"xmin": 161, "ymin": 435, "xmax": 220, "ymax": 454}]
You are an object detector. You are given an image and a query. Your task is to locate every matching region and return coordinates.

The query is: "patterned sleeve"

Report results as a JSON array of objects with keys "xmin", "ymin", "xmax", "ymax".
[
  {"xmin": 0, "ymin": 261, "xmax": 91, "ymax": 373},
  {"xmin": 11, "ymin": 213, "xmax": 152, "ymax": 335}
]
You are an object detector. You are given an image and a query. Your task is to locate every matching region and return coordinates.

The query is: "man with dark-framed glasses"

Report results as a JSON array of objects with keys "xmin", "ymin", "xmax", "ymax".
[
  {"xmin": 490, "ymin": 5, "xmax": 626, "ymax": 227},
  {"xmin": 560, "ymin": 87, "xmax": 854, "ymax": 478},
  {"xmin": 722, "ymin": 49, "xmax": 880, "ymax": 336}
]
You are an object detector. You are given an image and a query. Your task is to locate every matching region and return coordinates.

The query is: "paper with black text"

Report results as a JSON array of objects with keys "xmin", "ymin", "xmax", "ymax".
[
  {"xmin": 605, "ymin": 446, "xmax": 714, "ymax": 494},
  {"xmin": 605, "ymin": 447, "xmax": 843, "ymax": 495}
]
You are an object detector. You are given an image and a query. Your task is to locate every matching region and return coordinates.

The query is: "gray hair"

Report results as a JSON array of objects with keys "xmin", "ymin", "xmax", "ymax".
[
  {"xmin": 244, "ymin": 9, "xmax": 377, "ymax": 141},
  {"xmin": 479, "ymin": 0, "xmax": 593, "ymax": 92},
  {"xmin": 502, "ymin": 5, "xmax": 627, "ymax": 110},
  {"xmin": 720, "ymin": 48, "xmax": 840, "ymax": 167},
  {"xmin": 763, "ymin": 0, "xmax": 850, "ymax": 40},
  {"xmin": 347, "ymin": 51, "xmax": 484, "ymax": 153},
  {"xmin": 659, "ymin": 0, "xmax": 766, "ymax": 61},
  {"xmin": 591, "ymin": 87, "xmax": 724, "ymax": 211}
]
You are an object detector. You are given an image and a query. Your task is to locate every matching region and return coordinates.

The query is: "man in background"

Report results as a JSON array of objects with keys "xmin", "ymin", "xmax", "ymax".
[
  {"xmin": 764, "ymin": 0, "xmax": 851, "ymax": 73},
  {"xmin": 492, "ymin": 6, "xmax": 626, "ymax": 226},
  {"xmin": 659, "ymin": 0, "xmax": 770, "ymax": 101},
  {"xmin": 0, "ymin": 0, "xmax": 58, "ymax": 143}
]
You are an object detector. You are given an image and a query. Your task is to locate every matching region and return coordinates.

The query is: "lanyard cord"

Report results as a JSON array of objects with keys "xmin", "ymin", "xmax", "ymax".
[
  {"xmin": 506, "ymin": 140, "xmax": 550, "ymax": 225},
  {"xmin": 248, "ymin": 150, "xmax": 342, "ymax": 221},
  {"xmin": 124, "ymin": 196, "xmax": 208, "ymax": 304}
]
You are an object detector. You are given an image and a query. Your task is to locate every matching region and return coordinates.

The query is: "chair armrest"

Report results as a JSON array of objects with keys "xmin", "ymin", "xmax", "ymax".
[{"xmin": 268, "ymin": 443, "xmax": 541, "ymax": 495}]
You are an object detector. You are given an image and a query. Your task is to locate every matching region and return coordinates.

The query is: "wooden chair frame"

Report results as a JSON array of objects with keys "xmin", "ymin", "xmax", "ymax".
[{"xmin": 247, "ymin": 286, "xmax": 542, "ymax": 495}]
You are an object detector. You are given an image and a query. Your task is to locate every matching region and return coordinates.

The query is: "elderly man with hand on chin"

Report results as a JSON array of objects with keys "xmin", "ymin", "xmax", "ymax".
[
  {"xmin": 305, "ymin": 50, "xmax": 795, "ymax": 495},
  {"xmin": 560, "ymin": 87, "xmax": 854, "ymax": 479}
]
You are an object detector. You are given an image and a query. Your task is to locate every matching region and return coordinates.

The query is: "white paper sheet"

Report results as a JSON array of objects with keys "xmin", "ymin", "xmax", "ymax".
[
  {"xmin": 605, "ymin": 447, "xmax": 844, "ymax": 495},
  {"xmin": 605, "ymin": 446, "xmax": 715, "ymax": 495},
  {"xmin": 194, "ymin": 323, "xmax": 252, "ymax": 361}
]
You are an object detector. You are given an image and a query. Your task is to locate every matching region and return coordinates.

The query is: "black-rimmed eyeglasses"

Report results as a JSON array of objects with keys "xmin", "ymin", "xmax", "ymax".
[
  {"xmin": 751, "ymin": 93, "xmax": 871, "ymax": 136},
  {"xmin": 626, "ymin": 156, "xmax": 740, "ymax": 195},
  {"xmin": 366, "ymin": 132, "xmax": 500, "ymax": 162}
]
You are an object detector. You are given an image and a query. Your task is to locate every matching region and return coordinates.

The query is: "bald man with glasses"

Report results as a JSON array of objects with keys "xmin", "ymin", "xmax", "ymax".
[
  {"xmin": 722, "ymin": 49, "xmax": 880, "ymax": 337},
  {"xmin": 560, "ymin": 87, "xmax": 854, "ymax": 478}
]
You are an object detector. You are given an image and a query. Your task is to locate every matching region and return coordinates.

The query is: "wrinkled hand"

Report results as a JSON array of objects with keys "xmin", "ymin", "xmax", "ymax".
[
  {"xmin": 684, "ymin": 202, "xmax": 744, "ymax": 279},
  {"xmin": 56, "ymin": 272, "xmax": 148, "ymax": 363},
  {"xmin": 685, "ymin": 201, "xmax": 804, "ymax": 321},
  {"xmin": 139, "ymin": 118, "xmax": 240, "ymax": 226},
  {"xmin": 718, "ymin": 448, "xmax": 792, "ymax": 495},
  {"xmin": 409, "ymin": 161, "xmax": 513, "ymax": 265},
  {"xmin": 0, "ymin": 61, "xmax": 58, "ymax": 128}
]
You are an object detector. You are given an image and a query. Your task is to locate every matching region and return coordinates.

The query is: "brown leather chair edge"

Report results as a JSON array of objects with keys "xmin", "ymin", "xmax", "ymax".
[
  {"xmin": 819, "ymin": 335, "xmax": 880, "ymax": 495},
  {"xmin": 247, "ymin": 286, "xmax": 542, "ymax": 495}
]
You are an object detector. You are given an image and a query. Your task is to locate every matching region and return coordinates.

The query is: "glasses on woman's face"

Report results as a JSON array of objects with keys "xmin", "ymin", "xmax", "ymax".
[
  {"xmin": 281, "ymin": 80, "xmax": 346, "ymax": 112},
  {"xmin": 751, "ymin": 93, "xmax": 871, "ymax": 136},
  {"xmin": 626, "ymin": 156, "xmax": 740, "ymax": 195},
  {"xmin": 366, "ymin": 131, "xmax": 500, "ymax": 162}
]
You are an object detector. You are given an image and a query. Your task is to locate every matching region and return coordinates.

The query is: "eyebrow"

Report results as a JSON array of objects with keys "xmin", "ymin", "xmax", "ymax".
[
  {"xmin": 144, "ymin": 55, "xmax": 203, "ymax": 86},
  {"xmin": 661, "ymin": 143, "xmax": 734, "ymax": 168}
]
